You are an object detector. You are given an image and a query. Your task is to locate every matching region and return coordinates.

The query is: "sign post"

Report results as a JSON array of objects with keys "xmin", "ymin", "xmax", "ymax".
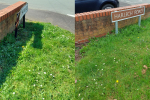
[
  {"xmin": 138, "ymin": 15, "xmax": 141, "ymax": 26},
  {"xmin": 115, "ymin": 21, "xmax": 118, "ymax": 34},
  {"xmin": 15, "ymin": 3, "xmax": 28, "ymax": 38},
  {"xmin": 111, "ymin": 6, "xmax": 145, "ymax": 34}
]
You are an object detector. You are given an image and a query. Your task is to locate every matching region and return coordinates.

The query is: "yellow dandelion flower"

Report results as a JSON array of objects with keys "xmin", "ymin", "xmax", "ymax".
[
  {"xmin": 138, "ymin": 37, "xmax": 139, "ymax": 38},
  {"xmin": 116, "ymin": 80, "xmax": 119, "ymax": 83},
  {"xmin": 22, "ymin": 46, "xmax": 24, "ymax": 48}
]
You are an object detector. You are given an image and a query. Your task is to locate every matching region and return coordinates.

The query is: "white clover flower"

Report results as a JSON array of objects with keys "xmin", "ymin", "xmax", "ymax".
[
  {"xmin": 53, "ymin": 76, "xmax": 55, "ymax": 78},
  {"xmin": 33, "ymin": 84, "xmax": 35, "ymax": 86},
  {"xmin": 44, "ymin": 72, "xmax": 46, "ymax": 74},
  {"xmin": 103, "ymin": 63, "xmax": 105, "ymax": 65},
  {"xmin": 40, "ymin": 85, "xmax": 42, "ymax": 87},
  {"xmin": 50, "ymin": 74, "xmax": 52, "ymax": 76},
  {"xmin": 29, "ymin": 70, "xmax": 31, "ymax": 71},
  {"xmin": 101, "ymin": 69, "xmax": 103, "ymax": 71},
  {"xmin": 38, "ymin": 72, "xmax": 40, "ymax": 74},
  {"xmin": 94, "ymin": 79, "xmax": 95, "ymax": 81},
  {"xmin": 78, "ymin": 94, "xmax": 80, "ymax": 97},
  {"xmin": 95, "ymin": 82, "xmax": 97, "ymax": 84},
  {"xmin": 95, "ymin": 65, "xmax": 97, "ymax": 66},
  {"xmin": 13, "ymin": 92, "xmax": 15, "ymax": 94}
]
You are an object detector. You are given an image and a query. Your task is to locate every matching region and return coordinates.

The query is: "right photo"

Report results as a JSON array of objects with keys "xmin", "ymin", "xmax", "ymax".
[{"xmin": 75, "ymin": 0, "xmax": 150, "ymax": 99}]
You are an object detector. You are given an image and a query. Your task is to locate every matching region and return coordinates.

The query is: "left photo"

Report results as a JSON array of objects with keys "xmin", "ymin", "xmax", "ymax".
[{"xmin": 0, "ymin": 0, "xmax": 75, "ymax": 99}]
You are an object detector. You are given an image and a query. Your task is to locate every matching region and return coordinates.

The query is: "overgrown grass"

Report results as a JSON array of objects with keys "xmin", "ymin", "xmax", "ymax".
[
  {"xmin": 76, "ymin": 17, "xmax": 150, "ymax": 100},
  {"xmin": 0, "ymin": 21, "xmax": 75, "ymax": 99}
]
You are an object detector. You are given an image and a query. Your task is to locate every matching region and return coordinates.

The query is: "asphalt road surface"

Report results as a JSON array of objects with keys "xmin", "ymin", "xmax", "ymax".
[
  {"xmin": 0, "ymin": 0, "xmax": 75, "ymax": 33},
  {"xmin": 119, "ymin": 0, "xmax": 150, "ymax": 7}
]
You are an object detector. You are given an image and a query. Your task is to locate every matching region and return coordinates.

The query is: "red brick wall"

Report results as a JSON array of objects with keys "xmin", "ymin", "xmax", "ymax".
[
  {"xmin": 0, "ymin": 1, "xmax": 27, "ymax": 40},
  {"xmin": 75, "ymin": 3, "xmax": 150, "ymax": 44}
]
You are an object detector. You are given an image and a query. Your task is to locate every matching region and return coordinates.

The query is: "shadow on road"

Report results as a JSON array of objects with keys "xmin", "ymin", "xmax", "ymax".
[{"xmin": 0, "ymin": 21, "xmax": 44, "ymax": 85}]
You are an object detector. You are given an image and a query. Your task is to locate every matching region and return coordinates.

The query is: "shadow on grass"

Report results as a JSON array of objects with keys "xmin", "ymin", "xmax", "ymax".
[{"xmin": 0, "ymin": 21, "xmax": 44, "ymax": 85}]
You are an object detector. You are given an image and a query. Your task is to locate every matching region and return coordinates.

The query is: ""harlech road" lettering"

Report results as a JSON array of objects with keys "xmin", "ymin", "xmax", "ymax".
[{"xmin": 111, "ymin": 6, "xmax": 145, "ymax": 22}]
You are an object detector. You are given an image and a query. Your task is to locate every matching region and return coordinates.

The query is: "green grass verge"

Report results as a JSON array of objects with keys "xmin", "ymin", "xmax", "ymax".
[
  {"xmin": 76, "ymin": 17, "xmax": 150, "ymax": 100},
  {"xmin": 0, "ymin": 21, "xmax": 75, "ymax": 99}
]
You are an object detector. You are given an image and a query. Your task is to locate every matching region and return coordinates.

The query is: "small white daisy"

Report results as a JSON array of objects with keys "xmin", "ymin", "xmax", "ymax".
[{"xmin": 78, "ymin": 94, "xmax": 80, "ymax": 97}]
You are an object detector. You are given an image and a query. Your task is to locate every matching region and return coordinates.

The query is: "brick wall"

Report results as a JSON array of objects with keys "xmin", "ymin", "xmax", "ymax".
[
  {"xmin": 75, "ymin": 3, "xmax": 150, "ymax": 44},
  {"xmin": 0, "ymin": 1, "xmax": 27, "ymax": 40}
]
